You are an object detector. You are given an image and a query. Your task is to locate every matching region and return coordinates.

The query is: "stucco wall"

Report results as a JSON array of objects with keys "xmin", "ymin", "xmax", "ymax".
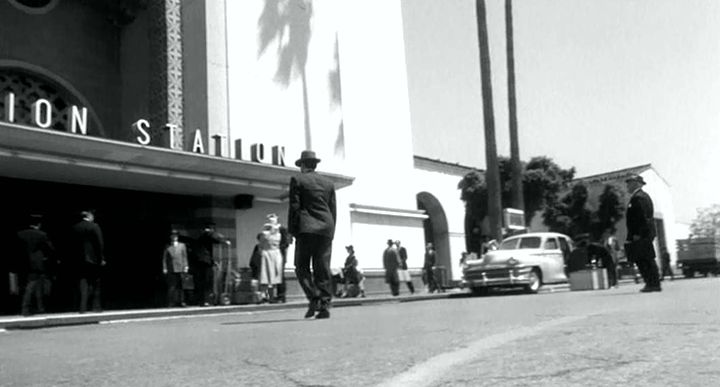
[{"xmin": 217, "ymin": 0, "xmax": 422, "ymax": 269}]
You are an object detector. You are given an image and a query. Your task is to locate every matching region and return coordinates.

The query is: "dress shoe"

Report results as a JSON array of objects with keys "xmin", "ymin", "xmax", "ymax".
[
  {"xmin": 304, "ymin": 301, "xmax": 317, "ymax": 318},
  {"xmin": 315, "ymin": 309, "xmax": 330, "ymax": 319}
]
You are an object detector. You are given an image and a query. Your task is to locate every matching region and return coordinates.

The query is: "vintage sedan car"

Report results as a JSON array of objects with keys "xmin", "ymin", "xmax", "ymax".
[{"xmin": 462, "ymin": 232, "xmax": 573, "ymax": 295}]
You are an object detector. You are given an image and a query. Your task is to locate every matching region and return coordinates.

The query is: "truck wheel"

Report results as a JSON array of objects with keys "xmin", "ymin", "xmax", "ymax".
[
  {"xmin": 683, "ymin": 269, "xmax": 694, "ymax": 279},
  {"xmin": 524, "ymin": 269, "xmax": 542, "ymax": 294}
]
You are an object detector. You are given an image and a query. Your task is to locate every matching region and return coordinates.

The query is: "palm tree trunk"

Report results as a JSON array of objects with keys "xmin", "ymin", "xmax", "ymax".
[
  {"xmin": 476, "ymin": 0, "xmax": 503, "ymax": 241},
  {"xmin": 506, "ymin": 0, "xmax": 524, "ymax": 213}
]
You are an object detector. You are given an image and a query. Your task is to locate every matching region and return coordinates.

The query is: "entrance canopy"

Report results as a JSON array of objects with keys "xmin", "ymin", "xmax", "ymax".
[{"xmin": 0, "ymin": 123, "xmax": 354, "ymax": 199}]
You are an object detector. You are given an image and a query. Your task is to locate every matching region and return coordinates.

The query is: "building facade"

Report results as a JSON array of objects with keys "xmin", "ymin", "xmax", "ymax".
[{"xmin": 0, "ymin": 0, "xmax": 471, "ymax": 312}]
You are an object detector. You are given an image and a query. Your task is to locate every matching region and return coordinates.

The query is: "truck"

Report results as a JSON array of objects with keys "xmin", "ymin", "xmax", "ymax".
[{"xmin": 676, "ymin": 237, "xmax": 720, "ymax": 278}]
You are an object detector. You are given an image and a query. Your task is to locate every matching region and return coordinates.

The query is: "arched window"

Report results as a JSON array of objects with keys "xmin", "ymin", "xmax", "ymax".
[
  {"xmin": 0, "ymin": 67, "xmax": 103, "ymax": 135},
  {"xmin": 7, "ymin": 0, "xmax": 59, "ymax": 14}
]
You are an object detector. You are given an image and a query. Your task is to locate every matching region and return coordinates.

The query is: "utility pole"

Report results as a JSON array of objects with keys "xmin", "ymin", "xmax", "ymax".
[
  {"xmin": 476, "ymin": 0, "xmax": 503, "ymax": 241},
  {"xmin": 506, "ymin": 0, "xmax": 525, "ymax": 213}
]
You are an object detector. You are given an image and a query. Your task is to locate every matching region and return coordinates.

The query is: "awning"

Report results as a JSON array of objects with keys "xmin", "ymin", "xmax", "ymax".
[{"xmin": 0, "ymin": 122, "xmax": 354, "ymax": 199}]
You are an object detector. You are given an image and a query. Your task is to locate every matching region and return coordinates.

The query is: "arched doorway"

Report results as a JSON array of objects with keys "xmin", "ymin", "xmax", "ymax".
[{"xmin": 416, "ymin": 192, "xmax": 451, "ymax": 287}]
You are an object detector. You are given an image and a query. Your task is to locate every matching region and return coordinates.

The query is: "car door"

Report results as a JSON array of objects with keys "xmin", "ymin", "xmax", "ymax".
[{"xmin": 541, "ymin": 237, "xmax": 565, "ymax": 283}]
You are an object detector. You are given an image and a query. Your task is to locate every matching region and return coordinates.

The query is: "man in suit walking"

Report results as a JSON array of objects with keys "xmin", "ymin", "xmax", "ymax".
[
  {"xmin": 72, "ymin": 210, "xmax": 105, "ymax": 313},
  {"xmin": 624, "ymin": 174, "xmax": 661, "ymax": 292},
  {"xmin": 288, "ymin": 150, "xmax": 336, "ymax": 319},
  {"xmin": 15, "ymin": 214, "xmax": 54, "ymax": 316}
]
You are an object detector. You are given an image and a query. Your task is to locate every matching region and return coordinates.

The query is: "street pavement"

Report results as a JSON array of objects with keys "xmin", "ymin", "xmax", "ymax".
[{"xmin": 0, "ymin": 277, "xmax": 718, "ymax": 386}]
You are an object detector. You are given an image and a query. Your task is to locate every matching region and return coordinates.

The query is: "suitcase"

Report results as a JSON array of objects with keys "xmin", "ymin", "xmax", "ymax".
[{"xmin": 569, "ymin": 268, "xmax": 609, "ymax": 291}]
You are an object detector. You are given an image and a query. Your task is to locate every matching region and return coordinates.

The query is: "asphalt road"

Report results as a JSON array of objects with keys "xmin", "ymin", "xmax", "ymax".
[{"xmin": 1, "ymin": 278, "xmax": 719, "ymax": 386}]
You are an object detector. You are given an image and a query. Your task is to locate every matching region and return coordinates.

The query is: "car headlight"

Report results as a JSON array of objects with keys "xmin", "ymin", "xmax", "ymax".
[{"xmin": 507, "ymin": 257, "xmax": 519, "ymax": 266}]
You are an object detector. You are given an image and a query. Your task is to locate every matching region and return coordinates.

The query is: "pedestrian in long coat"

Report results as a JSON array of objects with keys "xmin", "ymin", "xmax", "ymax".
[
  {"xmin": 71, "ymin": 210, "xmax": 105, "ymax": 313},
  {"xmin": 383, "ymin": 239, "xmax": 401, "ymax": 296}
]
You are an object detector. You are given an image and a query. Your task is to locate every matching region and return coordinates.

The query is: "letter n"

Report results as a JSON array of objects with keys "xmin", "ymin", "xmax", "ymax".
[{"xmin": 70, "ymin": 106, "xmax": 88, "ymax": 135}]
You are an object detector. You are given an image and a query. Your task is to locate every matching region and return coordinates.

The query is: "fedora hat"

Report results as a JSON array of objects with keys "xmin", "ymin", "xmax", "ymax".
[
  {"xmin": 625, "ymin": 174, "xmax": 646, "ymax": 185},
  {"xmin": 295, "ymin": 150, "xmax": 321, "ymax": 167}
]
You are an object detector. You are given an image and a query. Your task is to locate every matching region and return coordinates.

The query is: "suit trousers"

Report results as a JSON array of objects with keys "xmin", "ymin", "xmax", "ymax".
[
  {"xmin": 21, "ymin": 273, "xmax": 47, "ymax": 315},
  {"xmin": 195, "ymin": 263, "xmax": 214, "ymax": 305},
  {"xmin": 636, "ymin": 257, "xmax": 661, "ymax": 288},
  {"xmin": 388, "ymin": 280, "xmax": 400, "ymax": 296},
  {"xmin": 294, "ymin": 234, "xmax": 333, "ymax": 308},
  {"xmin": 165, "ymin": 273, "xmax": 184, "ymax": 307},
  {"xmin": 79, "ymin": 263, "xmax": 102, "ymax": 313}
]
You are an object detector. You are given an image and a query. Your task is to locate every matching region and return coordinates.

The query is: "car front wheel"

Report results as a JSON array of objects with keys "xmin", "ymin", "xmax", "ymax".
[{"xmin": 524, "ymin": 269, "xmax": 542, "ymax": 294}]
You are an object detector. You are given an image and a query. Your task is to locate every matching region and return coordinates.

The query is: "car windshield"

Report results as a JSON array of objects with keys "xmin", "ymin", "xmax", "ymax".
[
  {"xmin": 499, "ymin": 236, "xmax": 542, "ymax": 250},
  {"xmin": 518, "ymin": 237, "xmax": 542, "ymax": 249}
]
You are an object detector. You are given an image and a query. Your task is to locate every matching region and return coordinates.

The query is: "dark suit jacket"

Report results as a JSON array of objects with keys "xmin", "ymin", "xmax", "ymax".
[
  {"xmin": 16, "ymin": 228, "xmax": 54, "ymax": 274},
  {"xmin": 626, "ymin": 189, "xmax": 656, "ymax": 240},
  {"xmin": 196, "ymin": 230, "xmax": 226, "ymax": 265},
  {"xmin": 72, "ymin": 220, "xmax": 104, "ymax": 266},
  {"xmin": 383, "ymin": 247, "xmax": 401, "ymax": 283},
  {"xmin": 398, "ymin": 247, "xmax": 409, "ymax": 270},
  {"xmin": 625, "ymin": 189, "xmax": 656, "ymax": 260},
  {"xmin": 288, "ymin": 171, "xmax": 336, "ymax": 238}
]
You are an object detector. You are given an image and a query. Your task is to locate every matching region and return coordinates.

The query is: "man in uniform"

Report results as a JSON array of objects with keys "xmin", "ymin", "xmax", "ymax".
[
  {"xmin": 624, "ymin": 174, "xmax": 661, "ymax": 292},
  {"xmin": 288, "ymin": 150, "xmax": 336, "ymax": 319}
]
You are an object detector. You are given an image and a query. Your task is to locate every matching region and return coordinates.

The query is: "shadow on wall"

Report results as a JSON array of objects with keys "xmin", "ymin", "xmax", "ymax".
[
  {"xmin": 258, "ymin": 0, "xmax": 313, "ymax": 149},
  {"xmin": 329, "ymin": 33, "xmax": 344, "ymax": 159}
]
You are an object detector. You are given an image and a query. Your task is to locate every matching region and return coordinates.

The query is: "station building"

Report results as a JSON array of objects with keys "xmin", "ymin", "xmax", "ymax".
[{"xmin": 0, "ymin": 0, "xmax": 472, "ymax": 311}]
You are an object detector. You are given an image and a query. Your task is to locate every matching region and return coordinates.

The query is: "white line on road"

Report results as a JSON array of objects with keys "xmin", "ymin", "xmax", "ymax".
[{"xmin": 376, "ymin": 314, "xmax": 591, "ymax": 387}]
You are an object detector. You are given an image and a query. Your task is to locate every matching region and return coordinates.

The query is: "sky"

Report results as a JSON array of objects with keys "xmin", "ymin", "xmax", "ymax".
[{"xmin": 403, "ymin": 0, "xmax": 720, "ymax": 223}]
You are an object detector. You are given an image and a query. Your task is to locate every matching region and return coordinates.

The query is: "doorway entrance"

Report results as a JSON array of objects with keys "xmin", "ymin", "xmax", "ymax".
[
  {"xmin": 0, "ymin": 177, "xmax": 203, "ymax": 314},
  {"xmin": 416, "ymin": 192, "xmax": 451, "ymax": 287}
]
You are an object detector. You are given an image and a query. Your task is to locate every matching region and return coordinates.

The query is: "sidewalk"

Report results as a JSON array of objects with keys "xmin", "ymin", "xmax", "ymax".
[
  {"xmin": 0, "ymin": 289, "xmax": 464, "ymax": 330},
  {"xmin": 1, "ymin": 279, "xmax": 637, "ymax": 330}
]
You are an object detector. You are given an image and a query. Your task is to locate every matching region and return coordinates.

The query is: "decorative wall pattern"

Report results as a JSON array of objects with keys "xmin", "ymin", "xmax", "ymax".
[{"xmin": 149, "ymin": 0, "xmax": 184, "ymax": 149}]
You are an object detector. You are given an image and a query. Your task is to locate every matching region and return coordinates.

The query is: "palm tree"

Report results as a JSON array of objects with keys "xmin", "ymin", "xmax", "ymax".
[
  {"xmin": 505, "ymin": 0, "xmax": 524, "ymax": 212},
  {"xmin": 476, "ymin": 0, "xmax": 503, "ymax": 241}
]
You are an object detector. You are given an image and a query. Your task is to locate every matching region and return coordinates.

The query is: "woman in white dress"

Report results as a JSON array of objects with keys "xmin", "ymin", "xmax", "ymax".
[{"xmin": 259, "ymin": 214, "xmax": 283, "ymax": 302}]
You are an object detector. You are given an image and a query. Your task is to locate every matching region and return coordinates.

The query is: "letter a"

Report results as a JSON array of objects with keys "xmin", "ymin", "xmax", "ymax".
[{"xmin": 192, "ymin": 129, "xmax": 205, "ymax": 154}]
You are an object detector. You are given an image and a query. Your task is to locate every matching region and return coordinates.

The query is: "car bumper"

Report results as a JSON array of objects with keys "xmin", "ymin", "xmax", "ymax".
[{"xmin": 461, "ymin": 266, "xmax": 533, "ymax": 288}]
